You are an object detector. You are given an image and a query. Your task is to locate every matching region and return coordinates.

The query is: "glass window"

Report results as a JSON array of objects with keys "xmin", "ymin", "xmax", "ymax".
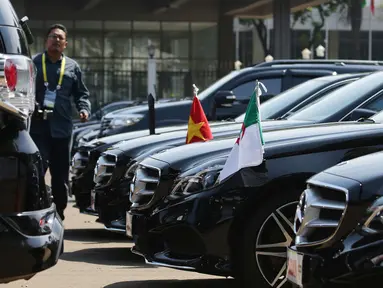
[
  {"xmin": 161, "ymin": 22, "xmax": 189, "ymax": 59},
  {"xmin": 288, "ymin": 72, "xmax": 382, "ymax": 122},
  {"xmin": 104, "ymin": 21, "xmax": 132, "ymax": 58},
  {"xmin": 191, "ymin": 22, "xmax": 217, "ymax": 60},
  {"xmin": 74, "ymin": 31, "xmax": 103, "ymax": 58},
  {"xmin": 362, "ymin": 95, "xmax": 383, "ymax": 112},
  {"xmin": 286, "ymin": 81, "xmax": 353, "ymax": 115},
  {"xmin": 232, "ymin": 78, "xmax": 282, "ymax": 100},
  {"xmin": 257, "ymin": 78, "xmax": 332, "ymax": 120},
  {"xmin": 197, "ymin": 70, "xmax": 241, "ymax": 101},
  {"xmin": 132, "ymin": 21, "xmax": 161, "ymax": 59}
]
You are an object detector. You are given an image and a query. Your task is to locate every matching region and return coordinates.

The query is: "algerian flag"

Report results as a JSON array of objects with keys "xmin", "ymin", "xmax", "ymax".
[{"xmin": 219, "ymin": 81, "xmax": 266, "ymax": 182}]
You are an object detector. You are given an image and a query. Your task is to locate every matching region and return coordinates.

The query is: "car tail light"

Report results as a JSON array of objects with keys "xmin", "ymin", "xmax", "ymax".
[
  {"xmin": 4, "ymin": 60, "xmax": 17, "ymax": 91},
  {"xmin": 0, "ymin": 54, "xmax": 36, "ymax": 119}
]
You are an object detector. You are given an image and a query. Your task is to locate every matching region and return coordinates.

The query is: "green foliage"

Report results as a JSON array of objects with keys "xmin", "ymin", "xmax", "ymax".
[{"xmin": 292, "ymin": 0, "xmax": 351, "ymax": 50}]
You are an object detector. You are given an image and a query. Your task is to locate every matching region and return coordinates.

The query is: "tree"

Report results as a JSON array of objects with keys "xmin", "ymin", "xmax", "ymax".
[
  {"xmin": 293, "ymin": 0, "xmax": 363, "ymax": 58},
  {"xmin": 239, "ymin": 0, "xmax": 363, "ymax": 59},
  {"xmin": 238, "ymin": 19, "xmax": 269, "ymax": 58}
]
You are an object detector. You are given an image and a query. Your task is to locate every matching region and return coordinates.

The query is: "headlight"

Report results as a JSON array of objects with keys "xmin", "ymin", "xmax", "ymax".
[
  {"xmin": 170, "ymin": 165, "xmax": 223, "ymax": 197},
  {"xmin": 109, "ymin": 116, "xmax": 143, "ymax": 129},
  {"xmin": 362, "ymin": 197, "xmax": 383, "ymax": 234},
  {"xmin": 0, "ymin": 54, "xmax": 36, "ymax": 119}
]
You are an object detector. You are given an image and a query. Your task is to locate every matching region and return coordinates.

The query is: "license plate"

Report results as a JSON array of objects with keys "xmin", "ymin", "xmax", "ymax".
[
  {"xmin": 126, "ymin": 212, "xmax": 133, "ymax": 238},
  {"xmin": 90, "ymin": 190, "xmax": 96, "ymax": 211},
  {"xmin": 287, "ymin": 248, "xmax": 303, "ymax": 287}
]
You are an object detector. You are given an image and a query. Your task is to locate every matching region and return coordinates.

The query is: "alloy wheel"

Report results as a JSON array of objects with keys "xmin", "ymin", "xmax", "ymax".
[{"xmin": 255, "ymin": 201, "xmax": 298, "ymax": 288}]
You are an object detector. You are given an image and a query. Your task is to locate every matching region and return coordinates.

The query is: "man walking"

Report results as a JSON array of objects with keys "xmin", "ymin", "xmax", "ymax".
[{"xmin": 30, "ymin": 24, "xmax": 91, "ymax": 221}]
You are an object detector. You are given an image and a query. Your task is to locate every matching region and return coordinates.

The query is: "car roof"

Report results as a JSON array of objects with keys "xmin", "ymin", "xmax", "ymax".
[{"xmin": 255, "ymin": 59, "xmax": 383, "ymax": 67}]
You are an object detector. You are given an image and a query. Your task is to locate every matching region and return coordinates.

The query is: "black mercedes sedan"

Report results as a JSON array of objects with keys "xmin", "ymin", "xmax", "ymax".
[
  {"xmin": 128, "ymin": 110, "xmax": 383, "ymax": 288},
  {"xmin": 287, "ymin": 151, "xmax": 383, "ymax": 287},
  {"xmin": 96, "ymin": 70, "xmax": 383, "ymax": 232}
]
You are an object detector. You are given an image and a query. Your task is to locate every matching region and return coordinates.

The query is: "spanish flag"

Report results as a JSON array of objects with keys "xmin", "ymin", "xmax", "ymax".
[{"xmin": 186, "ymin": 85, "xmax": 213, "ymax": 144}]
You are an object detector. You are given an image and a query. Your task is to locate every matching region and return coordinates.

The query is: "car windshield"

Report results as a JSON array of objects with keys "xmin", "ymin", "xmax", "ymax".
[
  {"xmin": 287, "ymin": 72, "xmax": 382, "ymax": 122},
  {"xmin": 235, "ymin": 77, "xmax": 337, "ymax": 122},
  {"xmin": 197, "ymin": 70, "xmax": 242, "ymax": 101}
]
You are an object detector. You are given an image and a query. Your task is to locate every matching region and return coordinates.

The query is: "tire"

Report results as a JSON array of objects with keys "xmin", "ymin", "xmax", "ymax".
[{"xmin": 234, "ymin": 185, "xmax": 304, "ymax": 288}]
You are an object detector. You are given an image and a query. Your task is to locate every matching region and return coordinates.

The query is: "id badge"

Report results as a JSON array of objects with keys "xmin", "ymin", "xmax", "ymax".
[{"xmin": 43, "ymin": 89, "xmax": 57, "ymax": 109}]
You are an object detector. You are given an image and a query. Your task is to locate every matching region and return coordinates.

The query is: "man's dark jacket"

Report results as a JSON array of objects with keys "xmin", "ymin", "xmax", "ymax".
[{"xmin": 30, "ymin": 52, "xmax": 91, "ymax": 138}]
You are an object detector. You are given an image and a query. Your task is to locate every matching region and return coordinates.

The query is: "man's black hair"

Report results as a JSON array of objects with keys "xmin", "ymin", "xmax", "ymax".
[{"xmin": 46, "ymin": 24, "xmax": 68, "ymax": 38}]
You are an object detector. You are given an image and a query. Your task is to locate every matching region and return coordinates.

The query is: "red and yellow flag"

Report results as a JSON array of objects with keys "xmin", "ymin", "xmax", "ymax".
[{"xmin": 186, "ymin": 85, "xmax": 213, "ymax": 144}]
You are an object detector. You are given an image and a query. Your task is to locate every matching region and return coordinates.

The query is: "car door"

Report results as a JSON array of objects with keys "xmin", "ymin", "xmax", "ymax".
[
  {"xmin": 214, "ymin": 70, "xmax": 286, "ymax": 120},
  {"xmin": 214, "ymin": 69, "xmax": 337, "ymax": 121}
]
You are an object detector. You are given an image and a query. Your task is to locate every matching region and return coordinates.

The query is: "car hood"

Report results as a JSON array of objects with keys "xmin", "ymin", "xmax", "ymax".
[
  {"xmin": 145, "ymin": 122, "xmax": 383, "ymax": 172},
  {"xmin": 73, "ymin": 120, "xmax": 99, "ymax": 128},
  {"xmin": 73, "ymin": 123, "xmax": 100, "ymax": 137},
  {"xmin": 86, "ymin": 120, "xmax": 239, "ymax": 146},
  {"xmin": 104, "ymin": 100, "xmax": 193, "ymax": 118},
  {"xmin": 104, "ymin": 122, "xmax": 243, "ymax": 160},
  {"xmin": 320, "ymin": 151, "xmax": 383, "ymax": 199},
  {"xmin": 82, "ymin": 119, "xmax": 309, "ymax": 148}
]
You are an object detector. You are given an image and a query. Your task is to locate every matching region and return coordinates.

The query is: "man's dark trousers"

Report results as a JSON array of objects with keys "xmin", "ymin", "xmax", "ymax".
[{"xmin": 31, "ymin": 130, "xmax": 71, "ymax": 219}]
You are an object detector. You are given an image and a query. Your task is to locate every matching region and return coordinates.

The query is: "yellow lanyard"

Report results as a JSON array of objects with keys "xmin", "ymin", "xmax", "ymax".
[{"xmin": 42, "ymin": 53, "xmax": 66, "ymax": 90}]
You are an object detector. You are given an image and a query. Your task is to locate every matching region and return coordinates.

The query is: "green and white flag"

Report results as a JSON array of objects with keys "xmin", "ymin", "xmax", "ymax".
[{"xmin": 219, "ymin": 80, "xmax": 266, "ymax": 182}]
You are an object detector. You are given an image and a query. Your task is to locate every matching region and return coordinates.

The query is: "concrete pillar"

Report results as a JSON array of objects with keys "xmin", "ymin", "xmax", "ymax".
[
  {"xmin": 272, "ymin": 0, "xmax": 291, "ymax": 59},
  {"xmin": 328, "ymin": 30, "xmax": 339, "ymax": 59},
  {"xmin": 252, "ymin": 28, "xmax": 265, "ymax": 64},
  {"xmin": 217, "ymin": 4, "xmax": 235, "ymax": 77}
]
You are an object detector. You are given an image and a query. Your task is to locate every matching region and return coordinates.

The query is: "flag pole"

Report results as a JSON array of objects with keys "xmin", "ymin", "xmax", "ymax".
[{"xmin": 368, "ymin": 7, "xmax": 373, "ymax": 60}]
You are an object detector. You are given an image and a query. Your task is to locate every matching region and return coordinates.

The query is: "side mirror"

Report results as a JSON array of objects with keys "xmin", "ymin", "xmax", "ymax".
[
  {"xmin": 214, "ymin": 90, "xmax": 236, "ymax": 108},
  {"xmin": 349, "ymin": 108, "xmax": 376, "ymax": 121}
]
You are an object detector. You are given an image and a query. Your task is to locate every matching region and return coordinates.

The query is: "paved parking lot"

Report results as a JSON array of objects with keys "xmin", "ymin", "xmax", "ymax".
[{"xmin": 3, "ymin": 174, "xmax": 236, "ymax": 288}]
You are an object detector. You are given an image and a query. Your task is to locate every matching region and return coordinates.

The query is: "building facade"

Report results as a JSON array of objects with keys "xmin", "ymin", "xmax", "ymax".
[
  {"xmin": 11, "ymin": 0, "xmax": 326, "ymax": 110},
  {"xmin": 28, "ymin": 20, "xmax": 221, "ymax": 105}
]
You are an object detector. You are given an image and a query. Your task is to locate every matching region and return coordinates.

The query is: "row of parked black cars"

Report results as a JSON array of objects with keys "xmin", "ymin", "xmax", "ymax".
[{"xmin": 71, "ymin": 59, "xmax": 383, "ymax": 287}]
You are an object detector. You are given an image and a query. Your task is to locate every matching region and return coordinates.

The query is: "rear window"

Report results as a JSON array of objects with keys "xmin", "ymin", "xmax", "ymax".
[
  {"xmin": 0, "ymin": 0, "xmax": 20, "ymax": 26},
  {"xmin": 0, "ymin": 0, "xmax": 30, "ymax": 56}
]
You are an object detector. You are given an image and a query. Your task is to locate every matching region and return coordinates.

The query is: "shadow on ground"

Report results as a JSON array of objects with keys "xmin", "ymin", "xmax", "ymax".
[
  {"xmin": 60, "ymin": 247, "xmax": 148, "ymax": 267},
  {"xmin": 104, "ymin": 279, "xmax": 236, "ymax": 288},
  {"xmin": 64, "ymin": 228, "xmax": 130, "ymax": 243}
]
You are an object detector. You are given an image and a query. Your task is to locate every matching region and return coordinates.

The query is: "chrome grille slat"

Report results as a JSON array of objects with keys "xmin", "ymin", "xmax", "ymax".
[
  {"xmin": 140, "ymin": 177, "xmax": 159, "ymax": 184},
  {"xmin": 306, "ymin": 219, "xmax": 339, "ymax": 228},
  {"xmin": 100, "ymin": 117, "xmax": 112, "ymax": 131},
  {"xmin": 294, "ymin": 180, "xmax": 348, "ymax": 247},
  {"xmin": 93, "ymin": 153, "xmax": 118, "ymax": 185},
  {"xmin": 71, "ymin": 151, "xmax": 90, "ymax": 174},
  {"xmin": 310, "ymin": 199, "xmax": 346, "ymax": 210},
  {"xmin": 131, "ymin": 164, "xmax": 161, "ymax": 205}
]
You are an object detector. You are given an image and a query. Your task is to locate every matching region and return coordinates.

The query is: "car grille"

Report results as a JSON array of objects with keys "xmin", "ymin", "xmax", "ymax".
[
  {"xmin": 100, "ymin": 117, "xmax": 112, "ymax": 132},
  {"xmin": 71, "ymin": 151, "xmax": 89, "ymax": 176},
  {"xmin": 130, "ymin": 164, "xmax": 160, "ymax": 205},
  {"xmin": 294, "ymin": 180, "xmax": 348, "ymax": 247},
  {"xmin": 93, "ymin": 153, "xmax": 117, "ymax": 186}
]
